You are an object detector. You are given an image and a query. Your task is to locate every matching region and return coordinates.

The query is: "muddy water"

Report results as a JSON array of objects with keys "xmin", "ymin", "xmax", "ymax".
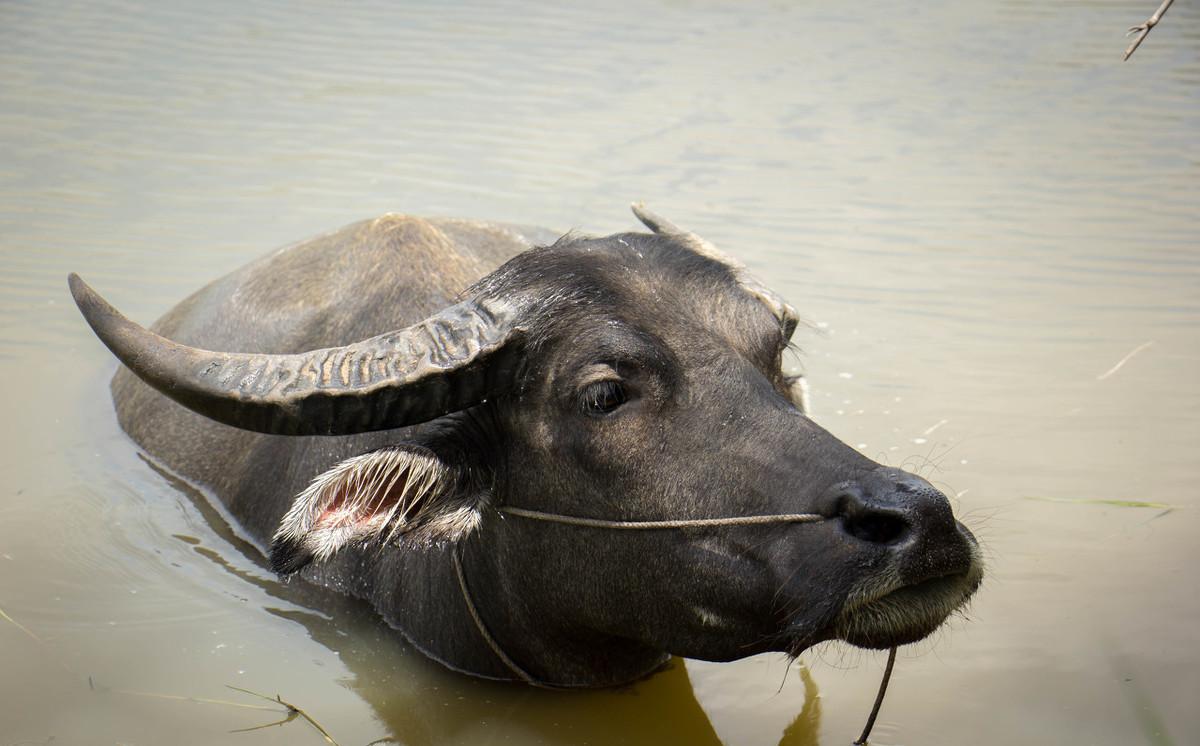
[{"xmin": 2, "ymin": 1, "xmax": 1198, "ymax": 744}]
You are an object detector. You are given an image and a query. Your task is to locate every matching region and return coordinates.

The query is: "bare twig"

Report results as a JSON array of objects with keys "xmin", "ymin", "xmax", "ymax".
[
  {"xmin": 0, "ymin": 603, "xmax": 42, "ymax": 643},
  {"xmin": 1024, "ymin": 495, "xmax": 1178, "ymax": 509},
  {"xmin": 229, "ymin": 709, "xmax": 299, "ymax": 733},
  {"xmin": 1, "ymin": 604, "xmax": 88, "ymax": 679},
  {"xmin": 1124, "ymin": 0, "xmax": 1175, "ymax": 61},
  {"xmin": 104, "ymin": 687, "xmax": 276, "ymax": 711},
  {"xmin": 227, "ymin": 686, "xmax": 340, "ymax": 745},
  {"xmin": 1096, "ymin": 341, "xmax": 1153, "ymax": 380},
  {"xmin": 921, "ymin": 419, "xmax": 950, "ymax": 437}
]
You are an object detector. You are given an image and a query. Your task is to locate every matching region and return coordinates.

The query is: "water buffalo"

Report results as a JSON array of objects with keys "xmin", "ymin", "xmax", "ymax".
[{"xmin": 69, "ymin": 205, "xmax": 983, "ymax": 688}]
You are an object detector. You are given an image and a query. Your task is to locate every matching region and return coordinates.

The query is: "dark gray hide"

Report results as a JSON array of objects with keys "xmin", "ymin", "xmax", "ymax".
[{"xmin": 71, "ymin": 209, "xmax": 983, "ymax": 688}]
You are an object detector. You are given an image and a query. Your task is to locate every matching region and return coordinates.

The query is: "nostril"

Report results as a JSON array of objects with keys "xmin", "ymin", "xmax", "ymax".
[{"xmin": 842, "ymin": 510, "xmax": 909, "ymax": 545}]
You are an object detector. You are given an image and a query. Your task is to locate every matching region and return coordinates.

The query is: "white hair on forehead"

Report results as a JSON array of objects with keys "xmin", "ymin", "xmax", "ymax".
[{"xmin": 274, "ymin": 446, "xmax": 476, "ymax": 564}]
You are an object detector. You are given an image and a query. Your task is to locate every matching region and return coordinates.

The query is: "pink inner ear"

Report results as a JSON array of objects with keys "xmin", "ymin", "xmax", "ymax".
[{"xmin": 312, "ymin": 475, "xmax": 407, "ymax": 531}]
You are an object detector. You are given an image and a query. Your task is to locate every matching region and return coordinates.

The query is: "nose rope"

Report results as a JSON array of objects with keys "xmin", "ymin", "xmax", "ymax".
[
  {"xmin": 497, "ymin": 506, "xmax": 828, "ymax": 530},
  {"xmin": 455, "ymin": 508, "xmax": 902, "ymax": 735},
  {"xmin": 452, "ymin": 507, "xmax": 830, "ymax": 687},
  {"xmin": 451, "ymin": 545, "xmax": 540, "ymax": 685}
]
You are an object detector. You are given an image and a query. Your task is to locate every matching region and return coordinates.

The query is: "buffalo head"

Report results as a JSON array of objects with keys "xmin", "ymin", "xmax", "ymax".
[{"xmin": 70, "ymin": 205, "xmax": 982, "ymax": 687}]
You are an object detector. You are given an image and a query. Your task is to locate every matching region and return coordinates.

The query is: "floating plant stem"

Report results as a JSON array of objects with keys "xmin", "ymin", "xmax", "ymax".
[{"xmin": 227, "ymin": 685, "xmax": 340, "ymax": 745}]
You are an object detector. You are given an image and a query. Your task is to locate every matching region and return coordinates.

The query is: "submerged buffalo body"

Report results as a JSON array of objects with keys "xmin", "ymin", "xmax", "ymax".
[{"xmin": 71, "ymin": 206, "xmax": 982, "ymax": 688}]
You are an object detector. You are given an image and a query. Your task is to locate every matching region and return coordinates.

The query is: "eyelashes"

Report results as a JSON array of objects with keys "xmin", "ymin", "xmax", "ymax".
[{"xmin": 580, "ymin": 379, "xmax": 628, "ymax": 416}]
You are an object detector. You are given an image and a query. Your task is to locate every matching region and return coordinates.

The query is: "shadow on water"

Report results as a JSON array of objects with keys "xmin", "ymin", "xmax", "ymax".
[{"xmin": 149, "ymin": 457, "xmax": 824, "ymax": 746}]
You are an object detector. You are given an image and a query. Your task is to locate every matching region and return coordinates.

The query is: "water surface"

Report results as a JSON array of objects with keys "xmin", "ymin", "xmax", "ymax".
[{"xmin": 2, "ymin": 1, "xmax": 1198, "ymax": 744}]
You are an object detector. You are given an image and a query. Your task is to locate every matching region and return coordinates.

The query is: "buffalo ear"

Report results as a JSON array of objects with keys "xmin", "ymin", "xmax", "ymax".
[
  {"xmin": 269, "ymin": 444, "xmax": 483, "ymax": 575},
  {"xmin": 785, "ymin": 374, "xmax": 811, "ymax": 415}
]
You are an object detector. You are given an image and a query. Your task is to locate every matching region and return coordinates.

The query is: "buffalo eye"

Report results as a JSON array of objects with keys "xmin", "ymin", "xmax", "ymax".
[{"xmin": 580, "ymin": 379, "xmax": 628, "ymax": 416}]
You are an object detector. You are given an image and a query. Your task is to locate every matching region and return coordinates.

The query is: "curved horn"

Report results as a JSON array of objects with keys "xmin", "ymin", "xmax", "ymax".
[
  {"xmin": 631, "ymin": 203, "xmax": 799, "ymax": 340},
  {"xmin": 68, "ymin": 274, "xmax": 525, "ymax": 436}
]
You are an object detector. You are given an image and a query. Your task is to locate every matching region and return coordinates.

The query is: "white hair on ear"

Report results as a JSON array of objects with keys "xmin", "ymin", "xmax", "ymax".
[
  {"xmin": 788, "ymin": 374, "xmax": 811, "ymax": 416},
  {"xmin": 420, "ymin": 501, "xmax": 484, "ymax": 544},
  {"xmin": 273, "ymin": 446, "xmax": 472, "ymax": 564}
]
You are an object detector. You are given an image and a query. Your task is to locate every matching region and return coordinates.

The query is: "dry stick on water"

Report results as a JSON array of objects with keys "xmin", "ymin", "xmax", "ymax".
[
  {"xmin": 227, "ymin": 685, "xmax": 340, "ymax": 746},
  {"xmin": 1124, "ymin": 0, "xmax": 1175, "ymax": 61},
  {"xmin": 229, "ymin": 708, "xmax": 300, "ymax": 734},
  {"xmin": 104, "ymin": 686, "xmax": 276, "ymax": 711},
  {"xmin": 0, "ymin": 604, "xmax": 340, "ymax": 742},
  {"xmin": 2, "ymin": 601, "xmax": 84, "ymax": 678},
  {"xmin": 0, "ymin": 603, "xmax": 43, "ymax": 643},
  {"xmin": 853, "ymin": 646, "xmax": 898, "ymax": 745},
  {"xmin": 1096, "ymin": 341, "xmax": 1153, "ymax": 381}
]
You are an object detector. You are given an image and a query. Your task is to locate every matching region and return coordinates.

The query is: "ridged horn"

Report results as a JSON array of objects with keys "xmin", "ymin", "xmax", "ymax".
[
  {"xmin": 631, "ymin": 202, "xmax": 799, "ymax": 340},
  {"xmin": 68, "ymin": 274, "xmax": 525, "ymax": 436}
]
